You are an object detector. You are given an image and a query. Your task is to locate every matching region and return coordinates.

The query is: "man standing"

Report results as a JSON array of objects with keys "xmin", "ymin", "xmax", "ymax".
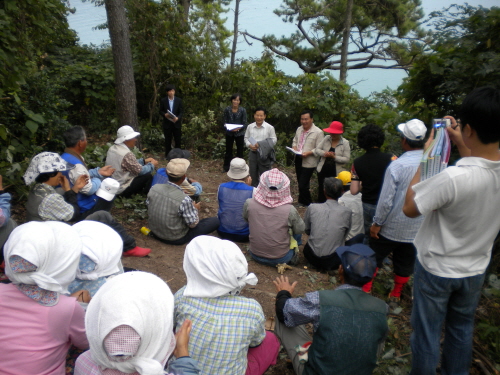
[
  {"xmin": 106, "ymin": 126, "xmax": 158, "ymax": 198},
  {"xmin": 147, "ymin": 158, "xmax": 219, "ymax": 245},
  {"xmin": 404, "ymin": 87, "xmax": 500, "ymax": 375},
  {"xmin": 61, "ymin": 126, "xmax": 116, "ymax": 217},
  {"xmin": 365, "ymin": 119, "xmax": 427, "ymax": 299},
  {"xmin": 244, "ymin": 107, "xmax": 277, "ymax": 187},
  {"xmin": 159, "ymin": 84, "xmax": 183, "ymax": 157},
  {"xmin": 273, "ymin": 244, "xmax": 388, "ymax": 375},
  {"xmin": 292, "ymin": 110, "xmax": 324, "ymax": 207}
]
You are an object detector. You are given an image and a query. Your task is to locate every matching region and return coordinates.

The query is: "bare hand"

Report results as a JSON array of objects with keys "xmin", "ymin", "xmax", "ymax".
[
  {"xmin": 273, "ymin": 275, "xmax": 298, "ymax": 294},
  {"xmin": 59, "ymin": 174, "xmax": 71, "ymax": 192},
  {"xmin": 146, "ymin": 158, "xmax": 159, "ymax": 168},
  {"xmin": 424, "ymin": 127, "xmax": 435, "ymax": 152},
  {"xmin": 249, "ymin": 144, "xmax": 259, "ymax": 151},
  {"xmin": 174, "ymin": 319, "xmax": 192, "ymax": 358},
  {"xmin": 302, "ymin": 151, "xmax": 312, "ymax": 157},
  {"xmin": 245, "ymin": 175, "xmax": 252, "ymax": 186},
  {"xmin": 193, "ymin": 201, "xmax": 201, "ymax": 210},
  {"xmin": 71, "ymin": 289, "xmax": 91, "ymax": 303},
  {"xmin": 73, "ymin": 174, "xmax": 89, "ymax": 193},
  {"xmin": 325, "ymin": 151, "xmax": 335, "ymax": 158},
  {"xmin": 445, "ymin": 116, "xmax": 463, "ymax": 144},
  {"xmin": 98, "ymin": 165, "xmax": 115, "ymax": 177},
  {"xmin": 370, "ymin": 224, "xmax": 381, "ymax": 239},
  {"xmin": 0, "ymin": 175, "xmax": 3, "ymax": 191},
  {"xmin": 173, "ymin": 117, "xmax": 179, "ymax": 123},
  {"xmin": 231, "ymin": 127, "xmax": 239, "ymax": 132}
]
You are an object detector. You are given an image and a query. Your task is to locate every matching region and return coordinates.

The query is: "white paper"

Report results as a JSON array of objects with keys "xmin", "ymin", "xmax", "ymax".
[
  {"xmin": 286, "ymin": 146, "xmax": 302, "ymax": 155},
  {"xmin": 225, "ymin": 123, "xmax": 244, "ymax": 131},
  {"xmin": 167, "ymin": 110, "xmax": 177, "ymax": 119},
  {"xmin": 249, "ymin": 136, "xmax": 257, "ymax": 146}
]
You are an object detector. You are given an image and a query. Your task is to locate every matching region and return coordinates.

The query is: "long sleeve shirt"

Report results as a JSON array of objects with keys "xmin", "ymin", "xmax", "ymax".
[
  {"xmin": 0, "ymin": 191, "xmax": 12, "ymax": 227},
  {"xmin": 244, "ymin": 122, "xmax": 277, "ymax": 147}
]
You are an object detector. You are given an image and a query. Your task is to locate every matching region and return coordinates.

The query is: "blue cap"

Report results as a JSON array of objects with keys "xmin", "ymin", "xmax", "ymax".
[{"xmin": 336, "ymin": 244, "xmax": 377, "ymax": 285}]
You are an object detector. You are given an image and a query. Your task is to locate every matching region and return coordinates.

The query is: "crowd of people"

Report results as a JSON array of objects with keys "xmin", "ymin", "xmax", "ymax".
[{"xmin": 0, "ymin": 86, "xmax": 499, "ymax": 375}]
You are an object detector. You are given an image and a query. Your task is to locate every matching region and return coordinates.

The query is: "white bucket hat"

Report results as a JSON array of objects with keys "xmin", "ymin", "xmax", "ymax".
[
  {"xmin": 227, "ymin": 158, "xmax": 250, "ymax": 180},
  {"xmin": 397, "ymin": 119, "xmax": 427, "ymax": 141},
  {"xmin": 114, "ymin": 125, "xmax": 141, "ymax": 144},
  {"xmin": 96, "ymin": 178, "xmax": 120, "ymax": 201}
]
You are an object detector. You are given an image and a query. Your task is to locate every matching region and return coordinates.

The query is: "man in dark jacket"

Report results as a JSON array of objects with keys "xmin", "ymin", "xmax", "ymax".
[{"xmin": 159, "ymin": 84, "xmax": 184, "ymax": 157}]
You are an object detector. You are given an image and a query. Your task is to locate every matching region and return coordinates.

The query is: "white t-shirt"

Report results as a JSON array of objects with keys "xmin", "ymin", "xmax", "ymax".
[{"xmin": 413, "ymin": 157, "xmax": 500, "ymax": 278}]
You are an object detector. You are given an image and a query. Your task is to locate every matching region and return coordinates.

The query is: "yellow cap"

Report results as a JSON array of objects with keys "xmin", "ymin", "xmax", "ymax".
[{"xmin": 336, "ymin": 171, "xmax": 351, "ymax": 185}]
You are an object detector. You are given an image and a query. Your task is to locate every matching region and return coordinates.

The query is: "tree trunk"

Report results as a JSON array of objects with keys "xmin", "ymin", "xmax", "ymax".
[
  {"xmin": 339, "ymin": 0, "xmax": 354, "ymax": 83},
  {"xmin": 179, "ymin": 0, "xmax": 191, "ymax": 19},
  {"xmin": 230, "ymin": 0, "xmax": 241, "ymax": 69},
  {"xmin": 104, "ymin": 0, "xmax": 139, "ymax": 130}
]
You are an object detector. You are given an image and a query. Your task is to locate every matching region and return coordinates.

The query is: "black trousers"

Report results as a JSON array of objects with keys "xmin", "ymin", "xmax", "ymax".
[
  {"xmin": 223, "ymin": 134, "xmax": 245, "ymax": 171},
  {"xmin": 369, "ymin": 234, "xmax": 416, "ymax": 277},
  {"xmin": 120, "ymin": 174, "xmax": 153, "ymax": 198},
  {"xmin": 294, "ymin": 157, "xmax": 315, "ymax": 206},
  {"xmin": 303, "ymin": 242, "xmax": 341, "ymax": 271},
  {"xmin": 163, "ymin": 122, "xmax": 182, "ymax": 157},
  {"xmin": 150, "ymin": 217, "xmax": 220, "ymax": 246},
  {"xmin": 85, "ymin": 211, "xmax": 136, "ymax": 252},
  {"xmin": 76, "ymin": 197, "xmax": 114, "ymax": 221}
]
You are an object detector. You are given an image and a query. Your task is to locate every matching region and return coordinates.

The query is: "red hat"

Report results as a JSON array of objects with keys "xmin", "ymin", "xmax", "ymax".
[{"xmin": 324, "ymin": 121, "xmax": 344, "ymax": 134}]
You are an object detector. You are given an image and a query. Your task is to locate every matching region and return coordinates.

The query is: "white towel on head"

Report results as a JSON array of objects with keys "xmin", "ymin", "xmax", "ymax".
[
  {"xmin": 72, "ymin": 221, "xmax": 123, "ymax": 281},
  {"xmin": 183, "ymin": 235, "xmax": 258, "ymax": 298},
  {"xmin": 4, "ymin": 221, "xmax": 82, "ymax": 294},
  {"xmin": 86, "ymin": 271, "xmax": 175, "ymax": 374}
]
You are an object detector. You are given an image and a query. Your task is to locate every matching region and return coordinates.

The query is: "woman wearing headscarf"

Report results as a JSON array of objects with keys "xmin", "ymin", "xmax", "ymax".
[
  {"xmin": 313, "ymin": 121, "xmax": 351, "ymax": 203},
  {"xmin": 0, "ymin": 221, "xmax": 89, "ymax": 374},
  {"xmin": 174, "ymin": 236, "xmax": 280, "ymax": 375},
  {"xmin": 243, "ymin": 168, "xmax": 305, "ymax": 266},
  {"xmin": 68, "ymin": 221, "xmax": 124, "ymax": 297},
  {"xmin": 75, "ymin": 271, "xmax": 200, "ymax": 375}
]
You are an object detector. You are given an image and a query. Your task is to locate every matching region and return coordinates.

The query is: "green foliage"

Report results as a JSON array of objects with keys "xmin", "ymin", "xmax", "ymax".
[
  {"xmin": 184, "ymin": 110, "xmax": 227, "ymax": 159},
  {"xmin": 113, "ymin": 195, "xmax": 148, "ymax": 221}
]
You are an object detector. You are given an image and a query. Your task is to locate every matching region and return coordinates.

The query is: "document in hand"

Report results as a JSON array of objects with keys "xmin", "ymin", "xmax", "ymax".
[
  {"xmin": 225, "ymin": 124, "xmax": 244, "ymax": 131},
  {"xmin": 167, "ymin": 110, "xmax": 177, "ymax": 119},
  {"xmin": 286, "ymin": 146, "xmax": 302, "ymax": 155},
  {"xmin": 420, "ymin": 126, "xmax": 451, "ymax": 180}
]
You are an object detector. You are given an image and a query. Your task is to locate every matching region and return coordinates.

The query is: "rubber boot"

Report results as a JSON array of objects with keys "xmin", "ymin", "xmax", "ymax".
[
  {"xmin": 362, "ymin": 268, "xmax": 379, "ymax": 293},
  {"xmin": 390, "ymin": 274, "xmax": 410, "ymax": 298}
]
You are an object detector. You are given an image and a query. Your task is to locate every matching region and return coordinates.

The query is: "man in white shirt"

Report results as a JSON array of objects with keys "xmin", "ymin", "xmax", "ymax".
[
  {"xmin": 244, "ymin": 107, "xmax": 277, "ymax": 187},
  {"xmin": 403, "ymin": 86, "xmax": 500, "ymax": 375}
]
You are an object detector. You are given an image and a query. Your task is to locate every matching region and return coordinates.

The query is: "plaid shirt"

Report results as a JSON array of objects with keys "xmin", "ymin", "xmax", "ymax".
[
  {"xmin": 174, "ymin": 286, "xmax": 265, "ymax": 375},
  {"xmin": 36, "ymin": 184, "xmax": 75, "ymax": 221},
  {"xmin": 166, "ymin": 182, "xmax": 199, "ymax": 227}
]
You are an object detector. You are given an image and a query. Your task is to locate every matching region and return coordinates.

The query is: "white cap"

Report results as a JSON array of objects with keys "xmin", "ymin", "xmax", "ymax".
[
  {"xmin": 114, "ymin": 125, "xmax": 140, "ymax": 144},
  {"xmin": 96, "ymin": 178, "xmax": 120, "ymax": 201},
  {"xmin": 397, "ymin": 119, "xmax": 427, "ymax": 141}
]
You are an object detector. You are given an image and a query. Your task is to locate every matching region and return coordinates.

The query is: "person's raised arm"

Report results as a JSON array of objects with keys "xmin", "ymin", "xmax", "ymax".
[
  {"xmin": 445, "ymin": 115, "xmax": 471, "ymax": 157},
  {"xmin": 403, "ymin": 167, "xmax": 422, "ymax": 218}
]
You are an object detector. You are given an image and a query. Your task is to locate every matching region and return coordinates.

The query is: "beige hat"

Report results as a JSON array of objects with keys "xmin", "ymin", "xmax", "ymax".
[
  {"xmin": 227, "ymin": 158, "xmax": 249, "ymax": 180},
  {"xmin": 114, "ymin": 125, "xmax": 141, "ymax": 144},
  {"xmin": 166, "ymin": 158, "xmax": 190, "ymax": 178},
  {"xmin": 96, "ymin": 178, "xmax": 120, "ymax": 201}
]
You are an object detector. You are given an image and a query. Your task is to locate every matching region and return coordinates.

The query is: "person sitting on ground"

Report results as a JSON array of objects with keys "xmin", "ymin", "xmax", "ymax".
[
  {"xmin": 147, "ymin": 158, "xmax": 219, "ymax": 245},
  {"xmin": 337, "ymin": 171, "xmax": 365, "ymax": 244},
  {"xmin": 243, "ymin": 168, "xmax": 304, "ymax": 266},
  {"xmin": 217, "ymin": 158, "xmax": 254, "ymax": 242},
  {"xmin": 105, "ymin": 125, "xmax": 158, "ymax": 198},
  {"xmin": 24, "ymin": 151, "xmax": 151, "ymax": 257},
  {"xmin": 167, "ymin": 148, "xmax": 202, "ymax": 200},
  {"xmin": 0, "ymin": 175, "xmax": 17, "ymax": 267},
  {"xmin": 61, "ymin": 125, "xmax": 116, "ymax": 217},
  {"xmin": 303, "ymin": 177, "xmax": 353, "ymax": 271},
  {"xmin": 68, "ymin": 221, "xmax": 124, "ymax": 298},
  {"xmin": 174, "ymin": 236, "xmax": 280, "ymax": 375},
  {"xmin": 75, "ymin": 271, "xmax": 200, "ymax": 375},
  {"xmin": 0, "ymin": 222, "xmax": 89, "ymax": 374},
  {"xmin": 273, "ymin": 244, "xmax": 388, "ymax": 375}
]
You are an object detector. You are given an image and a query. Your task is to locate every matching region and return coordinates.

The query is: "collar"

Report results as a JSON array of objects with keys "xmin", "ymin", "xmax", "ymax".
[
  {"xmin": 63, "ymin": 148, "xmax": 87, "ymax": 167},
  {"xmin": 166, "ymin": 181, "xmax": 183, "ymax": 191},
  {"xmin": 456, "ymin": 156, "xmax": 500, "ymax": 168},
  {"xmin": 17, "ymin": 284, "xmax": 59, "ymax": 306}
]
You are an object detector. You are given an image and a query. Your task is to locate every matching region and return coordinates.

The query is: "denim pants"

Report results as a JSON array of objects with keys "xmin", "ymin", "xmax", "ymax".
[
  {"xmin": 410, "ymin": 259, "xmax": 485, "ymax": 375},
  {"xmin": 362, "ymin": 202, "xmax": 377, "ymax": 235}
]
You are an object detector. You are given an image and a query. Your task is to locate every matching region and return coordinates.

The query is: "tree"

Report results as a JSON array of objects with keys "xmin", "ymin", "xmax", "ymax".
[
  {"xmin": 230, "ymin": 0, "xmax": 241, "ymax": 68},
  {"xmin": 243, "ymin": 0, "xmax": 429, "ymax": 81},
  {"xmin": 398, "ymin": 5, "xmax": 500, "ymax": 117},
  {"xmin": 104, "ymin": 0, "xmax": 139, "ymax": 130}
]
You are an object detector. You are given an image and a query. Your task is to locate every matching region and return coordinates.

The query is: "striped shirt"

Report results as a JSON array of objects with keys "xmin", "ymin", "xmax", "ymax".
[
  {"xmin": 174, "ymin": 286, "xmax": 265, "ymax": 375},
  {"xmin": 373, "ymin": 150, "xmax": 424, "ymax": 242}
]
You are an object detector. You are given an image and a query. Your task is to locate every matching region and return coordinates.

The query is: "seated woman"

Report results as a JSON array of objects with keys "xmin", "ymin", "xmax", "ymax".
[
  {"xmin": 0, "ymin": 221, "xmax": 89, "ymax": 374},
  {"xmin": 75, "ymin": 271, "xmax": 200, "ymax": 375},
  {"xmin": 174, "ymin": 236, "xmax": 280, "ymax": 375},
  {"xmin": 243, "ymin": 169, "xmax": 304, "ymax": 266},
  {"xmin": 68, "ymin": 221, "xmax": 124, "ymax": 298},
  {"xmin": 217, "ymin": 158, "xmax": 254, "ymax": 242}
]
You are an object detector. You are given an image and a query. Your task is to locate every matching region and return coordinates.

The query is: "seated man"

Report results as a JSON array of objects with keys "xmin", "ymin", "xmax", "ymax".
[
  {"xmin": 147, "ymin": 158, "xmax": 219, "ymax": 245},
  {"xmin": 243, "ymin": 168, "xmax": 304, "ymax": 266},
  {"xmin": 303, "ymin": 177, "xmax": 352, "ymax": 271},
  {"xmin": 61, "ymin": 126, "xmax": 116, "ymax": 217},
  {"xmin": 167, "ymin": 148, "xmax": 202, "ymax": 200},
  {"xmin": 217, "ymin": 158, "xmax": 254, "ymax": 242},
  {"xmin": 274, "ymin": 244, "xmax": 388, "ymax": 375},
  {"xmin": 106, "ymin": 125, "xmax": 158, "ymax": 198},
  {"xmin": 337, "ymin": 171, "xmax": 365, "ymax": 244},
  {"xmin": 24, "ymin": 152, "xmax": 150, "ymax": 257},
  {"xmin": 0, "ymin": 175, "xmax": 17, "ymax": 269},
  {"xmin": 174, "ymin": 236, "xmax": 280, "ymax": 375}
]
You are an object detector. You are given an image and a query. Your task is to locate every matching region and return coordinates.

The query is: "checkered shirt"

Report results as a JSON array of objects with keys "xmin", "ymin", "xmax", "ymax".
[{"xmin": 174, "ymin": 286, "xmax": 265, "ymax": 375}]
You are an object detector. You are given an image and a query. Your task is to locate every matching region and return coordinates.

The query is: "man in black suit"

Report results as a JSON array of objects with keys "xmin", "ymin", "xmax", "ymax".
[{"xmin": 159, "ymin": 84, "xmax": 183, "ymax": 157}]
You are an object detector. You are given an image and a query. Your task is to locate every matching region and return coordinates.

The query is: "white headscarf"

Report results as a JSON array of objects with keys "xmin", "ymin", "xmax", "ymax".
[
  {"xmin": 72, "ymin": 221, "xmax": 123, "ymax": 281},
  {"xmin": 4, "ymin": 221, "xmax": 82, "ymax": 294},
  {"xmin": 86, "ymin": 272, "xmax": 175, "ymax": 374},
  {"xmin": 183, "ymin": 235, "xmax": 258, "ymax": 298}
]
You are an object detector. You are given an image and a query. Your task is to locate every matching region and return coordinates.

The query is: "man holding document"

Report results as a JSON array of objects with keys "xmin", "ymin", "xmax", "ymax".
[
  {"xmin": 244, "ymin": 107, "xmax": 277, "ymax": 187},
  {"xmin": 160, "ymin": 84, "xmax": 183, "ymax": 157}
]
